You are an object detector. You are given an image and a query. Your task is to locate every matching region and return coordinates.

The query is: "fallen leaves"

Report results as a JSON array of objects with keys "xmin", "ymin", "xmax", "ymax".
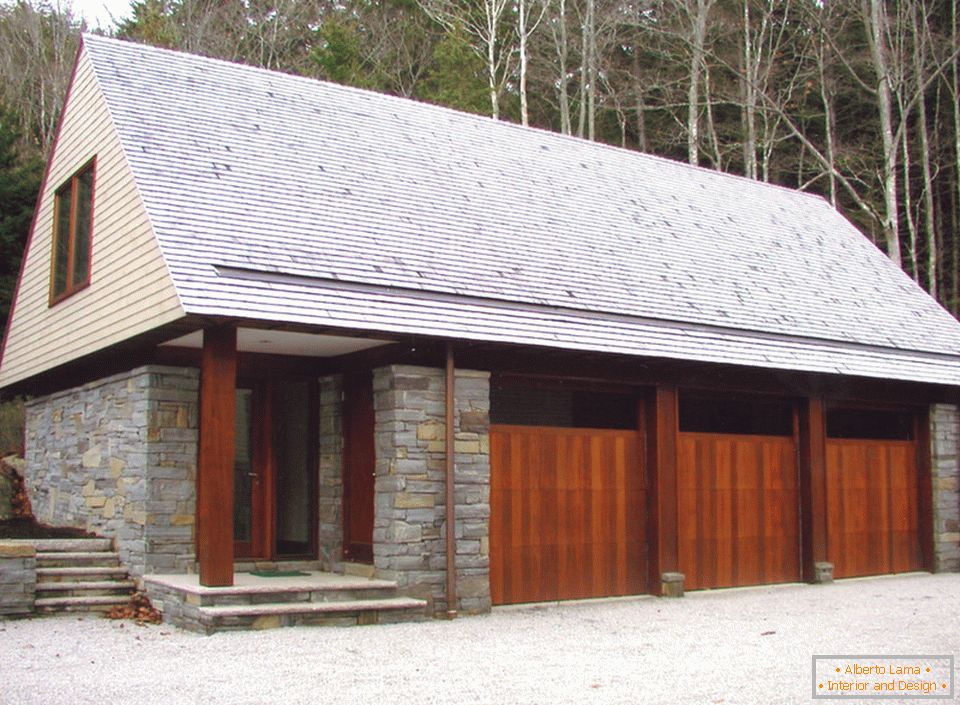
[{"xmin": 105, "ymin": 592, "xmax": 162, "ymax": 626}]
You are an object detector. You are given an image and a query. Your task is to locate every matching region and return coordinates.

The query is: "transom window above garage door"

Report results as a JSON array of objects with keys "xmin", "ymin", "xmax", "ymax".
[
  {"xmin": 490, "ymin": 379, "xmax": 636, "ymax": 429},
  {"xmin": 679, "ymin": 392, "xmax": 794, "ymax": 436},
  {"xmin": 826, "ymin": 407, "xmax": 915, "ymax": 440}
]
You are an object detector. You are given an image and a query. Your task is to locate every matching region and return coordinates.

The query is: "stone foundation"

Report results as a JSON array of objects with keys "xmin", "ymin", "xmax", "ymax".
[
  {"xmin": 372, "ymin": 365, "xmax": 491, "ymax": 615},
  {"xmin": 0, "ymin": 544, "xmax": 35, "ymax": 616},
  {"xmin": 931, "ymin": 404, "xmax": 960, "ymax": 572},
  {"xmin": 25, "ymin": 366, "xmax": 199, "ymax": 577}
]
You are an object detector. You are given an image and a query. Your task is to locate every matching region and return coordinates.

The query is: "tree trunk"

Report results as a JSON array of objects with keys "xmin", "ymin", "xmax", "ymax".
[
  {"xmin": 686, "ymin": 0, "xmax": 711, "ymax": 166},
  {"xmin": 519, "ymin": 0, "xmax": 529, "ymax": 125},
  {"xmin": 864, "ymin": 0, "xmax": 902, "ymax": 265},
  {"xmin": 556, "ymin": 0, "xmax": 572, "ymax": 135},
  {"xmin": 741, "ymin": 0, "xmax": 758, "ymax": 179}
]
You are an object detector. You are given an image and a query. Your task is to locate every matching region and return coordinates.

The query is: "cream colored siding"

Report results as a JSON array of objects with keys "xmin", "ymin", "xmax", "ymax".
[{"xmin": 0, "ymin": 48, "xmax": 183, "ymax": 387}]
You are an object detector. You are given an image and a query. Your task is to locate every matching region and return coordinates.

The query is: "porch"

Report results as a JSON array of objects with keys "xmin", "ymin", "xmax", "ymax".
[{"xmin": 143, "ymin": 570, "xmax": 428, "ymax": 634}]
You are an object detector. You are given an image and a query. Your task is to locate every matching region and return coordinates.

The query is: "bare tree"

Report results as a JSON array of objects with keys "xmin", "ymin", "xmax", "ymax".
[
  {"xmin": 419, "ymin": 0, "xmax": 513, "ymax": 119},
  {"xmin": 0, "ymin": 0, "xmax": 80, "ymax": 157},
  {"xmin": 517, "ymin": 0, "xmax": 548, "ymax": 126}
]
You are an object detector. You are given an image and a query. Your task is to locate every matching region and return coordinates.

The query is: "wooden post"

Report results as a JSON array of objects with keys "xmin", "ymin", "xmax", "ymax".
[
  {"xmin": 197, "ymin": 325, "xmax": 237, "ymax": 587},
  {"xmin": 915, "ymin": 408, "xmax": 935, "ymax": 573},
  {"xmin": 444, "ymin": 342, "xmax": 458, "ymax": 618},
  {"xmin": 798, "ymin": 397, "xmax": 828, "ymax": 582},
  {"xmin": 646, "ymin": 385, "xmax": 680, "ymax": 594}
]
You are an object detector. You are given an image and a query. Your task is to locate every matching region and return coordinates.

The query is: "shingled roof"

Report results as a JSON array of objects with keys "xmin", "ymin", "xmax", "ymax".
[{"xmin": 79, "ymin": 34, "xmax": 960, "ymax": 384}]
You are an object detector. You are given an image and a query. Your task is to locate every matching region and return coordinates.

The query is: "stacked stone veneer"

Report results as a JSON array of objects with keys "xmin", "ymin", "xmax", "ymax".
[
  {"xmin": 931, "ymin": 404, "xmax": 960, "ymax": 572},
  {"xmin": 317, "ymin": 375, "xmax": 344, "ymax": 572},
  {"xmin": 25, "ymin": 366, "xmax": 199, "ymax": 577},
  {"xmin": 0, "ymin": 544, "xmax": 35, "ymax": 616},
  {"xmin": 372, "ymin": 365, "xmax": 491, "ymax": 615}
]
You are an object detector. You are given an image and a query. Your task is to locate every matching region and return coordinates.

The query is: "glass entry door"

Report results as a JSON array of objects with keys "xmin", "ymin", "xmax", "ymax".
[{"xmin": 233, "ymin": 380, "xmax": 315, "ymax": 560}]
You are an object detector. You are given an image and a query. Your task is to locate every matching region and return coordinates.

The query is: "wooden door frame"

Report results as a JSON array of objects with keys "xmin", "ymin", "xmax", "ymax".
[{"xmin": 341, "ymin": 370, "xmax": 376, "ymax": 563}]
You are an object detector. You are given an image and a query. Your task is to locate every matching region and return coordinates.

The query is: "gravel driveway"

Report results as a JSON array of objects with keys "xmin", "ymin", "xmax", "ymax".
[{"xmin": 2, "ymin": 573, "xmax": 957, "ymax": 705}]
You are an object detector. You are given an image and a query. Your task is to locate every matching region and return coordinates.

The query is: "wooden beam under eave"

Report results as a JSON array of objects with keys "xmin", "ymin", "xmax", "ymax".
[
  {"xmin": 646, "ymin": 385, "xmax": 679, "ymax": 593},
  {"xmin": 798, "ymin": 397, "xmax": 828, "ymax": 582},
  {"xmin": 197, "ymin": 325, "xmax": 237, "ymax": 587}
]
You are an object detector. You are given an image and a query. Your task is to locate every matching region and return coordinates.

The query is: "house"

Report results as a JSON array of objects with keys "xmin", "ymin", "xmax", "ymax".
[{"xmin": 1, "ymin": 34, "xmax": 958, "ymax": 628}]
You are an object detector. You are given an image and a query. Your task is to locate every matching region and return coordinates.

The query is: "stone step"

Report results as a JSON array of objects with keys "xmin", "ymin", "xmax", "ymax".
[
  {"xmin": 35, "ymin": 594, "xmax": 132, "ymax": 613},
  {"xmin": 36, "ymin": 566, "xmax": 129, "ymax": 583},
  {"xmin": 36, "ymin": 551, "xmax": 121, "ymax": 568},
  {"xmin": 36, "ymin": 580, "xmax": 136, "ymax": 597},
  {"xmin": 145, "ymin": 573, "xmax": 403, "ymax": 608},
  {"xmin": 32, "ymin": 538, "xmax": 113, "ymax": 553},
  {"xmin": 196, "ymin": 596, "xmax": 428, "ymax": 632},
  {"xmin": 0, "ymin": 538, "xmax": 113, "ymax": 553}
]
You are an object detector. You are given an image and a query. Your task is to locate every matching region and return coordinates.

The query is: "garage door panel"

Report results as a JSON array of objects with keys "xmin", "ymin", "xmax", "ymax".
[
  {"xmin": 678, "ymin": 433, "xmax": 800, "ymax": 590},
  {"xmin": 826, "ymin": 439, "xmax": 921, "ymax": 578},
  {"xmin": 490, "ymin": 425, "xmax": 645, "ymax": 605}
]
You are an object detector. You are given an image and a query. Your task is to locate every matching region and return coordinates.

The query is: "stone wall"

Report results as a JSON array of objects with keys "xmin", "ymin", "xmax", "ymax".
[
  {"xmin": 372, "ymin": 365, "xmax": 491, "ymax": 615},
  {"xmin": 25, "ymin": 366, "xmax": 199, "ymax": 577},
  {"xmin": 0, "ymin": 543, "xmax": 35, "ymax": 616},
  {"xmin": 317, "ymin": 375, "xmax": 344, "ymax": 572},
  {"xmin": 931, "ymin": 404, "xmax": 960, "ymax": 572}
]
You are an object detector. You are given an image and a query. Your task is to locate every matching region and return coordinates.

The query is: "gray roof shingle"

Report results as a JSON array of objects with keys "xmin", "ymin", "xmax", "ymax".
[{"xmin": 82, "ymin": 34, "xmax": 960, "ymax": 385}]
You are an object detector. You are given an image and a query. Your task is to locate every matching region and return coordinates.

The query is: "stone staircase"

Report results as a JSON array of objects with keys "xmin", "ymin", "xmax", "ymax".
[
  {"xmin": 33, "ymin": 538, "xmax": 136, "ymax": 613},
  {"xmin": 144, "ymin": 571, "xmax": 428, "ymax": 633}
]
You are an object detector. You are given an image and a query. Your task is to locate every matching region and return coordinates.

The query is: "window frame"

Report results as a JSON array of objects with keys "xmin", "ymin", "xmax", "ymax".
[{"xmin": 49, "ymin": 158, "xmax": 96, "ymax": 306}]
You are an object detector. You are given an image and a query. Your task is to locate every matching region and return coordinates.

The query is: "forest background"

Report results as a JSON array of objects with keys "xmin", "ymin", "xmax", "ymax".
[{"xmin": 2, "ymin": 0, "xmax": 960, "ymax": 332}]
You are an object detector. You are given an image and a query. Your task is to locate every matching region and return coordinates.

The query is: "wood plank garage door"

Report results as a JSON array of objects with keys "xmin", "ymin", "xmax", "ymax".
[
  {"xmin": 826, "ymin": 439, "xmax": 921, "ymax": 578},
  {"xmin": 489, "ymin": 425, "xmax": 645, "ymax": 605},
  {"xmin": 677, "ymin": 433, "xmax": 800, "ymax": 590}
]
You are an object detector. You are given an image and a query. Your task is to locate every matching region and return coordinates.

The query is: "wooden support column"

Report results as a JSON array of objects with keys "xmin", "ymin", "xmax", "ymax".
[
  {"xmin": 646, "ymin": 385, "xmax": 680, "ymax": 594},
  {"xmin": 798, "ymin": 397, "xmax": 828, "ymax": 582},
  {"xmin": 197, "ymin": 325, "xmax": 237, "ymax": 587},
  {"xmin": 916, "ymin": 408, "xmax": 935, "ymax": 573}
]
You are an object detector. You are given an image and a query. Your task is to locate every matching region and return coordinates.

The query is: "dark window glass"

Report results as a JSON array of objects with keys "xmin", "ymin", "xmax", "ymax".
[
  {"xmin": 72, "ymin": 167, "xmax": 94, "ymax": 287},
  {"xmin": 50, "ymin": 161, "xmax": 94, "ymax": 303},
  {"xmin": 826, "ymin": 408, "xmax": 914, "ymax": 440},
  {"xmin": 52, "ymin": 181, "xmax": 72, "ymax": 297},
  {"xmin": 679, "ymin": 393, "xmax": 794, "ymax": 436},
  {"xmin": 490, "ymin": 382, "xmax": 636, "ymax": 429}
]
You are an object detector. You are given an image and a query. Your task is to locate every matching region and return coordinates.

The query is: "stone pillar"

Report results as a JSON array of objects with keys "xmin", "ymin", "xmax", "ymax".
[
  {"xmin": 372, "ymin": 365, "xmax": 491, "ymax": 616},
  {"xmin": 24, "ymin": 366, "xmax": 199, "ymax": 578},
  {"xmin": 317, "ymin": 375, "xmax": 344, "ymax": 572},
  {"xmin": 931, "ymin": 404, "xmax": 960, "ymax": 572}
]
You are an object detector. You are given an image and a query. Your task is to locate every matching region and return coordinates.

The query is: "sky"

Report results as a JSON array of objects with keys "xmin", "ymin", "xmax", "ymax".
[{"xmin": 68, "ymin": 0, "xmax": 134, "ymax": 30}]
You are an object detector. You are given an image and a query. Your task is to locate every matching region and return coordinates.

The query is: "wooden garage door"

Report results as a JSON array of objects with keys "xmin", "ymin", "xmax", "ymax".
[
  {"xmin": 678, "ymin": 433, "xmax": 800, "ymax": 590},
  {"xmin": 489, "ymin": 425, "xmax": 645, "ymax": 605},
  {"xmin": 825, "ymin": 439, "xmax": 921, "ymax": 578}
]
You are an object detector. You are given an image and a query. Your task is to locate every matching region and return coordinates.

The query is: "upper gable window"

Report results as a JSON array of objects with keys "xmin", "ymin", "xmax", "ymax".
[{"xmin": 50, "ymin": 160, "xmax": 95, "ymax": 304}]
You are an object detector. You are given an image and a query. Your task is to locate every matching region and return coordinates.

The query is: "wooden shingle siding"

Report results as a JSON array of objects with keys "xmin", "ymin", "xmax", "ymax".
[{"xmin": 0, "ymin": 49, "xmax": 183, "ymax": 387}]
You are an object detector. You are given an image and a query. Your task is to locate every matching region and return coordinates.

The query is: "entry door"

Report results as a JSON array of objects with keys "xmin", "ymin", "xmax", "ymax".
[
  {"xmin": 233, "ymin": 380, "xmax": 316, "ymax": 560},
  {"xmin": 343, "ymin": 372, "xmax": 376, "ymax": 562},
  {"xmin": 234, "ymin": 385, "xmax": 269, "ymax": 558}
]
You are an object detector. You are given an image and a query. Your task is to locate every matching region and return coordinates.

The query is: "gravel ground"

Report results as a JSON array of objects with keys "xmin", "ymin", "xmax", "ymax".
[{"xmin": 1, "ymin": 573, "xmax": 957, "ymax": 705}]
